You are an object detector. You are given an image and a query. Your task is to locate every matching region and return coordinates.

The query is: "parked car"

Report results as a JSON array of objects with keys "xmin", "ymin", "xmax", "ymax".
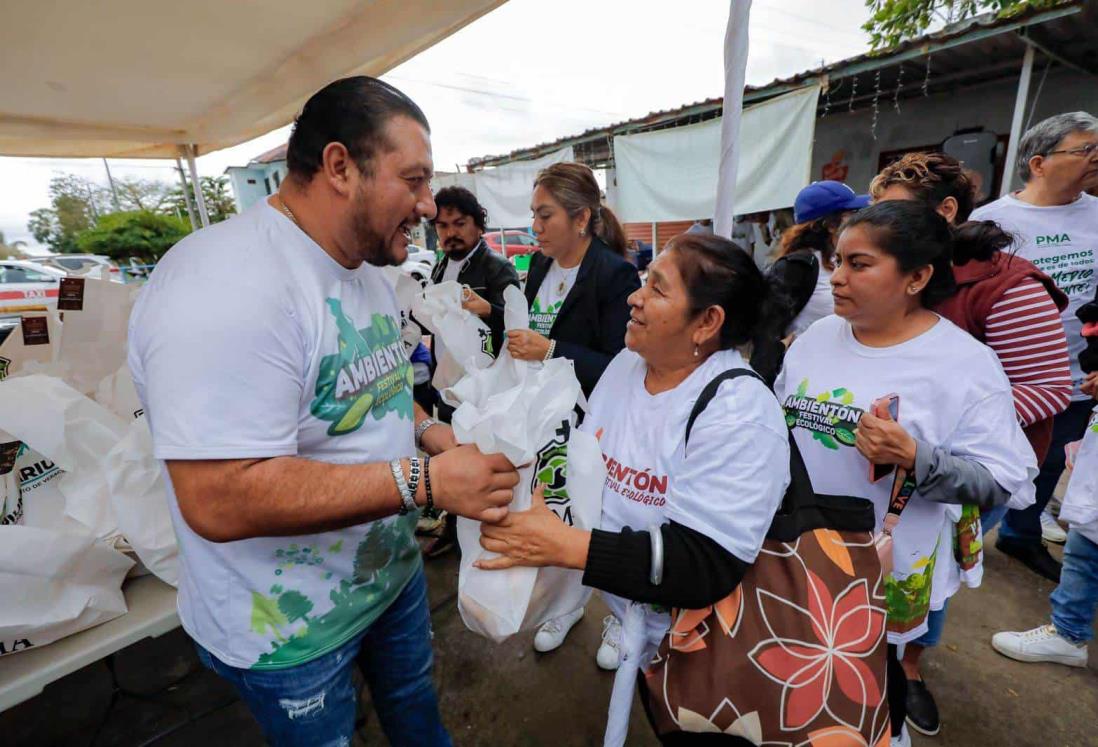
[
  {"xmin": 484, "ymin": 230, "xmax": 539, "ymax": 259},
  {"xmin": 36, "ymin": 254, "xmax": 123, "ymax": 282},
  {"xmin": 0, "ymin": 260, "xmax": 65, "ymax": 317}
]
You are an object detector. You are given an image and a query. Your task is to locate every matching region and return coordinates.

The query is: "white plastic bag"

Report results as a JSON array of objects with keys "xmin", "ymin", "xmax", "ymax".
[
  {"xmin": 105, "ymin": 416, "xmax": 179, "ymax": 585},
  {"xmin": 1062, "ymin": 407, "xmax": 1098, "ymax": 530},
  {"xmin": 0, "ymin": 374, "xmax": 178, "ymax": 585},
  {"xmin": 411, "ymin": 281, "xmax": 493, "ymax": 401},
  {"xmin": 451, "ymin": 286, "xmax": 605, "ymax": 642},
  {"xmin": 0, "ymin": 524, "xmax": 133, "ymax": 656},
  {"xmin": 380, "ymin": 266, "xmax": 425, "ymax": 356}
]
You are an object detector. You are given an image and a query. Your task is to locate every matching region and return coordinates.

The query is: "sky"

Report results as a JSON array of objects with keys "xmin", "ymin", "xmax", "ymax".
[{"xmin": 0, "ymin": 0, "xmax": 873, "ymax": 253}]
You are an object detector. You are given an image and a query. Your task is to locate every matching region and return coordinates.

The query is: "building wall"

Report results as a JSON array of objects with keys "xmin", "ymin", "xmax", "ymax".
[
  {"xmin": 226, "ymin": 160, "xmax": 289, "ymax": 213},
  {"xmin": 226, "ymin": 167, "xmax": 270, "ymax": 213},
  {"xmin": 810, "ymin": 67, "xmax": 1098, "ymax": 201}
]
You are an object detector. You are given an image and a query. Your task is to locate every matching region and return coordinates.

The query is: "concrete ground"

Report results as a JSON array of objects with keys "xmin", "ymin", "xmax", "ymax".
[{"xmin": 3, "ymin": 529, "xmax": 1096, "ymax": 747}]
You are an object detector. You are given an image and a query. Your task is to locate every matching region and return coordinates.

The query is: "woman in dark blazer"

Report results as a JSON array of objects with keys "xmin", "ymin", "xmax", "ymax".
[{"xmin": 506, "ymin": 163, "xmax": 640, "ymax": 397}]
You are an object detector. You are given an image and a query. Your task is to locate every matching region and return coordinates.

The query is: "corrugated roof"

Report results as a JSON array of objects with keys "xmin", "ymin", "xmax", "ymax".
[{"xmin": 467, "ymin": 0, "xmax": 1093, "ymax": 169}]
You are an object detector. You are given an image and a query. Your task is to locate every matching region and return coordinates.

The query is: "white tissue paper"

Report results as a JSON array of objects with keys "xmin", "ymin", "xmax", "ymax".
[
  {"xmin": 411, "ymin": 281, "xmax": 494, "ymax": 403},
  {"xmin": 451, "ymin": 286, "xmax": 605, "ymax": 642}
]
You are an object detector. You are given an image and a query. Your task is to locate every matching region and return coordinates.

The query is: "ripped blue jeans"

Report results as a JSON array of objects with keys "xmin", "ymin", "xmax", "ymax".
[{"xmin": 195, "ymin": 568, "xmax": 450, "ymax": 747}]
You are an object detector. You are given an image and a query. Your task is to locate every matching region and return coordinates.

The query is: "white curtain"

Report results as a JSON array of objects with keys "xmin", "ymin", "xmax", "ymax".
[
  {"xmin": 443, "ymin": 147, "xmax": 574, "ymax": 228},
  {"xmin": 474, "ymin": 146, "xmax": 574, "ymax": 228},
  {"xmin": 611, "ymin": 85, "xmax": 819, "ymax": 223}
]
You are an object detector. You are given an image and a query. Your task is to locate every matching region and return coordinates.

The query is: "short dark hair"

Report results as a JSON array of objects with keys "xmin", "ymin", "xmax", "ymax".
[
  {"xmin": 869, "ymin": 151, "xmax": 976, "ymax": 222},
  {"xmin": 432, "ymin": 186, "xmax": 487, "ymax": 231},
  {"xmin": 286, "ymin": 76, "xmax": 430, "ymax": 181},
  {"xmin": 841, "ymin": 201, "xmax": 957, "ymax": 307}
]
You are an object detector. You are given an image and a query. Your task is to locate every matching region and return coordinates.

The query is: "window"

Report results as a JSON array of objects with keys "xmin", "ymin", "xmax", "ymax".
[
  {"xmin": 53, "ymin": 257, "xmax": 90, "ymax": 271},
  {"xmin": 0, "ymin": 266, "xmax": 57, "ymax": 283},
  {"xmin": 264, "ymin": 177, "xmax": 272, "ymax": 195},
  {"xmin": 272, "ymin": 170, "xmax": 281, "ymax": 188}
]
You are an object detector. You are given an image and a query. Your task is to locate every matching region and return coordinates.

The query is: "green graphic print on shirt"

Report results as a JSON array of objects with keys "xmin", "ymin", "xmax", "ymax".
[
  {"xmin": 251, "ymin": 514, "xmax": 419, "ymax": 668},
  {"xmin": 885, "ymin": 537, "xmax": 939, "ymax": 635},
  {"xmin": 311, "ymin": 299, "xmax": 414, "ymax": 436},
  {"xmin": 782, "ymin": 378, "xmax": 865, "ymax": 450},
  {"xmin": 529, "ymin": 297, "xmax": 563, "ymax": 336}
]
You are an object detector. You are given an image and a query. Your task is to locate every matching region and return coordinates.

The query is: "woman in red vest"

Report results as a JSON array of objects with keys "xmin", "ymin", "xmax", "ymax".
[{"xmin": 870, "ymin": 152, "xmax": 1071, "ymax": 738}]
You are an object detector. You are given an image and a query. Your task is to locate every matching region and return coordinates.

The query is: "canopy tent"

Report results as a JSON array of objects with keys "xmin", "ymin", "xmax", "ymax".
[
  {"xmin": 0, "ymin": 0, "xmax": 507, "ymax": 158},
  {"xmin": 611, "ymin": 84, "xmax": 819, "ymax": 223},
  {"xmin": 0, "ymin": 0, "xmax": 507, "ymax": 224}
]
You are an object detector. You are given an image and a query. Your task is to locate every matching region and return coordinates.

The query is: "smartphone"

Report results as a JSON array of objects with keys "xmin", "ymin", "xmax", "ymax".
[{"xmin": 868, "ymin": 394, "xmax": 900, "ymax": 483}]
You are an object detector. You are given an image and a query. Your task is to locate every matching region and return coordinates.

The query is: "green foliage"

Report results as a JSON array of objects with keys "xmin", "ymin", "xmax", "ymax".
[
  {"xmin": 27, "ymin": 174, "xmax": 108, "ymax": 253},
  {"xmin": 863, "ymin": 0, "xmax": 1063, "ymax": 50},
  {"xmin": 167, "ymin": 176, "xmax": 237, "ymax": 224},
  {"xmin": 75, "ymin": 210, "xmax": 190, "ymax": 262},
  {"xmin": 0, "ymin": 231, "xmax": 28, "ymax": 260}
]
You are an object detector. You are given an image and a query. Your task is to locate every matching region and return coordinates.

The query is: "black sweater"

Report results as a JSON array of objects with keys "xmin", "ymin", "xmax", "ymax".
[{"xmin": 582, "ymin": 522, "xmax": 748, "ymax": 610}]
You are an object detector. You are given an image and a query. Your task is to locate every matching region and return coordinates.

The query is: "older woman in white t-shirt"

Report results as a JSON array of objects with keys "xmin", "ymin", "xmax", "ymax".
[
  {"xmin": 775, "ymin": 200, "xmax": 1038, "ymax": 746},
  {"xmin": 475, "ymin": 233, "xmax": 792, "ymax": 745}
]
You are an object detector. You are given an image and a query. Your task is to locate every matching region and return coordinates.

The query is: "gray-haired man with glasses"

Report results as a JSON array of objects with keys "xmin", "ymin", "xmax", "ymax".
[{"xmin": 973, "ymin": 111, "xmax": 1098, "ymax": 582}]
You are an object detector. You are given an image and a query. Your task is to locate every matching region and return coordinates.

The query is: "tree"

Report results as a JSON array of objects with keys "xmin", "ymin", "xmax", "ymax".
[
  {"xmin": 26, "ymin": 174, "xmax": 109, "ymax": 253},
  {"xmin": 166, "ymin": 176, "xmax": 237, "ymax": 224},
  {"xmin": 114, "ymin": 177, "xmax": 174, "ymax": 213},
  {"xmin": 277, "ymin": 590, "xmax": 314, "ymax": 624},
  {"xmin": 863, "ymin": 0, "xmax": 1061, "ymax": 49},
  {"xmin": 0, "ymin": 231, "xmax": 28, "ymax": 260},
  {"xmin": 75, "ymin": 210, "xmax": 190, "ymax": 262}
]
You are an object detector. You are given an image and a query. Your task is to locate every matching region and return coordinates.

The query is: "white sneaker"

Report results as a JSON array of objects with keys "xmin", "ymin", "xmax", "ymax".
[
  {"xmin": 890, "ymin": 724, "xmax": 911, "ymax": 747},
  {"xmin": 596, "ymin": 615, "xmax": 623, "ymax": 670},
  {"xmin": 533, "ymin": 608, "xmax": 584, "ymax": 653},
  {"xmin": 991, "ymin": 623, "xmax": 1087, "ymax": 667},
  {"xmin": 1041, "ymin": 510, "xmax": 1068, "ymax": 544}
]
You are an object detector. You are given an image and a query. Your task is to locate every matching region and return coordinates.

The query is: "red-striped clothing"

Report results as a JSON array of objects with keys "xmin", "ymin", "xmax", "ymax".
[{"xmin": 983, "ymin": 278, "xmax": 1073, "ymax": 427}]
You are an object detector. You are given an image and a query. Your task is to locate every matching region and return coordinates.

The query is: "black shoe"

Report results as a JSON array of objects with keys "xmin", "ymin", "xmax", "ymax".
[
  {"xmin": 995, "ymin": 536, "xmax": 1062, "ymax": 583},
  {"xmin": 905, "ymin": 678, "xmax": 941, "ymax": 736}
]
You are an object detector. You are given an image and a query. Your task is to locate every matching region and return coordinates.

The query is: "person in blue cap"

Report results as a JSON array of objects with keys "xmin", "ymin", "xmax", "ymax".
[{"xmin": 770, "ymin": 180, "xmax": 870, "ymax": 337}]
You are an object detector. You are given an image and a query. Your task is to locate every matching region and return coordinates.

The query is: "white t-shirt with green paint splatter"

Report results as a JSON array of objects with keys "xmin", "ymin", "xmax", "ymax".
[
  {"xmin": 529, "ymin": 261, "xmax": 580, "ymax": 335},
  {"xmin": 775, "ymin": 314, "xmax": 1036, "ymax": 644},
  {"xmin": 129, "ymin": 202, "xmax": 420, "ymax": 670}
]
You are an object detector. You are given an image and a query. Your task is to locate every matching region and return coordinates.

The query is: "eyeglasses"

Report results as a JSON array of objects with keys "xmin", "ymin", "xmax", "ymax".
[{"xmin": 1047, "ymin": 143, "xmax": 1098, "ymax": 158}]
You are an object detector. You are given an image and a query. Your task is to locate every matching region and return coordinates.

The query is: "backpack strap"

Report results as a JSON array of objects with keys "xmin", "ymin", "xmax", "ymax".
[
  {"xmin": 683, "ymin": 367, "xmax": 827, "ymax": 537},
  {"xmin": 684, "ymin": 368, "xmax": 764, "ymax": 448}
]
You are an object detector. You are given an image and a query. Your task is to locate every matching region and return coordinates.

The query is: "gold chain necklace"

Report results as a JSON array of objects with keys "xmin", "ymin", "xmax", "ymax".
[{"xmin": 276, "ymin": 195, "xmax": 298, "ymax": 225}]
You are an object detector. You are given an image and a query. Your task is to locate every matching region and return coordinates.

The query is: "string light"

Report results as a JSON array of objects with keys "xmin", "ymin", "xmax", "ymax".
[
  {"xmin": 893, "ymin": 65, "xmax": 904, "ymax": 114},
  {"xmin": 923, "ymin": 53, "xmax": 932, "ymax": 97},
  {"xmin": 871, "ymin": 69, "xmax": 881, "ymax": 141},
  {"xmin": 848, "ymin": 74, "xmax": 858, "ymax": 112}
]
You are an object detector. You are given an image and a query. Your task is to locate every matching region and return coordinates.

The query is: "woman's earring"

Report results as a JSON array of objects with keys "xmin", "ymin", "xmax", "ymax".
[
  {"xmin": 579, "ymin": 228, "xmax": 586, "ymax": 237},
  {"xmin": 908, "ymin": 286, "xmax": 918, "ymax": 295},
  {"xmin": 693, "ymin": 345, "xmax": 699, "ymax": 357}
]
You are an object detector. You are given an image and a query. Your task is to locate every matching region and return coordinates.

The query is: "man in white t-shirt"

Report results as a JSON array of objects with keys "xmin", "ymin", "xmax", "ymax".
[
  {"xmin": 129, "ymin": 77, "xmax": 518, "ymax": 747},
  {"xmin": 972, "ymin": 111, "xmax": 1098, "ymax": 582}
]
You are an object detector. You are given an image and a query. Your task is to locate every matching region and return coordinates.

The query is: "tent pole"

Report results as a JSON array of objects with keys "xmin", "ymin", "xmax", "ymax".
[
  {"xmin": 714, "ymin": 0, "xmax": 752, "ymax": 238},
  {"xmin": 651, "ymin": 222, "xmax": 658, "ymax": 256},
  {"xmin": 185, "ymin": 145, "xmax": 211, "ymax": 227},
  {"xmin": 175, "ymin": 157, "xmax": 199, "ymax": 231},
  {"xmin": 1000, "ymin": 42, "xmax": 1035, "ymax": 197}
]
